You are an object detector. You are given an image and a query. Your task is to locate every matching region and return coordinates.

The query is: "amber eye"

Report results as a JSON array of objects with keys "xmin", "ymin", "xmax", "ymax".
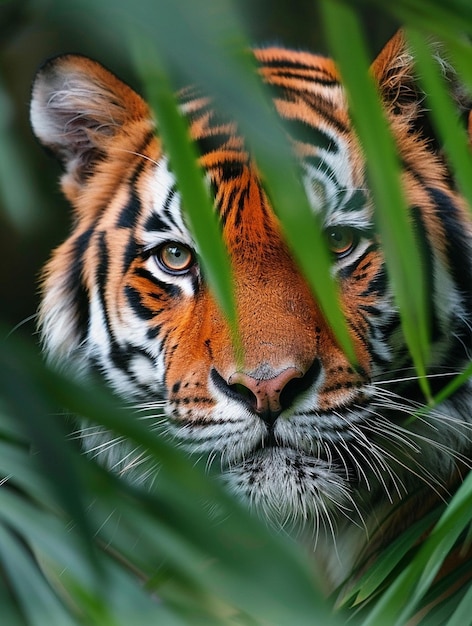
[
  {"xmin": 325, "ymin": 226, "xmax": 356, "ymax": 258},
  {"xmin": 156, "ymin": 242, "xmax": 194, "ymax": 274}
]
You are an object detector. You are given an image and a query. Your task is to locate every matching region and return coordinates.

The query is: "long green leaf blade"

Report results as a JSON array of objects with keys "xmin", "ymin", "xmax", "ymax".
[
  {"xmin": 406, "ymin": 29, "xmax": 472, "ymax": 207},
  {"xmin": 320, "ymin": 0, "xmax": 431, "ymax": 396},
  {"xmin": 445, "ymin": 582, "xmax": 472, "ymax": 626},
  {"xmin": 362, "ymin": 471, "xmax": 472, "ymax": 625},
  {"xmin": 134, "ymin": 47, "xmax": 237, "ymax": 332},
  {"xmin": 338, "ymin": 508, "xmax": 442, "ymax": 607},
  {"xmin": 0, "ymin": 524, "xmax": 77, "ymax": 626}
]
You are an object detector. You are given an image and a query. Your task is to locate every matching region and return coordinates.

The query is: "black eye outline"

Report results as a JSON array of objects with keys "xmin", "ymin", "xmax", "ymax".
[
  {"xmin": 153, "ymin": 242, "xmax": 195, "ymax": 275},
  {"xmin": 325, "ymin": 226, "xmax": 358, "ymax": 259}
]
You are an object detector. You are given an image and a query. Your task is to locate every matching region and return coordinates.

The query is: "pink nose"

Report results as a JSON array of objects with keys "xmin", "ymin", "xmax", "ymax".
[{"xmin": 228, "ymin": 367, "xmax": 303, "ymax": 423}]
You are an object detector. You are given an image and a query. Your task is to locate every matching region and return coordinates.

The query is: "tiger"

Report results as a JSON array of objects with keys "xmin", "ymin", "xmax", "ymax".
[{"xmin": 30, "ymin": 31, "xmax": 472, "ymax": 590}]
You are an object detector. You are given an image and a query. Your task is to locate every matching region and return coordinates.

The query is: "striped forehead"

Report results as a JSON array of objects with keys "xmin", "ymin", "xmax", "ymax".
[
  {"xmin": 254, "ymin": 50, "xmax": 368, "ymax": 225},
  {"xmin": 139, "ymin": 51, "xmax": 371, "ymax": 243},
  {"xmin": 138, "ymin": 155, "xmax": 371, "ymax": 255}
]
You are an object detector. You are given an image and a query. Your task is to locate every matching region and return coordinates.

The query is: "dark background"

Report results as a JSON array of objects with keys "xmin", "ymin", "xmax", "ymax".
[{"xmin": 0, "ymin": 0, "xmax": 396, "ymax": 341}]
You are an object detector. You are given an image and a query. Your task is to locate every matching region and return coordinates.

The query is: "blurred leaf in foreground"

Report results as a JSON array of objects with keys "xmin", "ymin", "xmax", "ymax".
[{"xmin": 0, "ymin": 332, "xmax": 337, "ymax": 625}]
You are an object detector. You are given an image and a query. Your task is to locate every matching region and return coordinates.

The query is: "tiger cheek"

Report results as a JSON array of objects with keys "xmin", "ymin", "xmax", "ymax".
[
  {"xmin": 340, "ymin": 250, "xmax": 385, "ymax": 372},
  {"xmin": 161, "ymin": 295, "xmax": 219, "ymax": 413}
]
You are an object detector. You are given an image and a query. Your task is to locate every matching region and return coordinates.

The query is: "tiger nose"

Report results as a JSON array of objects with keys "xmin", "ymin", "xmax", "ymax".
[{"xmin": 228, "ymin": 367, "xmax": 304, "ymax": 425}]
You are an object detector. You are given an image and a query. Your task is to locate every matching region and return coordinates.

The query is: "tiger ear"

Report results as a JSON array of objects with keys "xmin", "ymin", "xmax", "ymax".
[
  {"xmin": 30, "ymin": 54, "xmax": 150, "ymax": 192},
  {"xmin": 371, "ymin": 30, "xmax": 472, "ymax": 145},
  {"xmin": 370, "ymin": 30, "xmax": 423, "ymax": 118}
]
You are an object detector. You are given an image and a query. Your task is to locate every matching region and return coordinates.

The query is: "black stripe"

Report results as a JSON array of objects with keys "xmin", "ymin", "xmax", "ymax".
[
  {"xmin": 144, "ymin": 212, "xmax": 171, "ymax": 233},
  {"xmin": 284, "ymin": 117, "xmax": 338, "ymax": 153},
  {"xmin": 428, "ymin": 187, "xmax": 472, "ymax": 312},
  {"xmin": 359, "ymin": 304, "xmax": 382, "ymax": 317},
  {"xmin": 146, "ymin": 324, "xmax": 162, "ymax": 340},
  {"xmin": 125, "ymin": 285, "xmax": 156, "ymax": 321},
  {"xmin": 122, "ymin": 237, "xmax": 140, "ymax": 274},
  {"xmin": 301, "ymin": 93, "xmax": 350, "ymax": 135},
  {"xmin": 360, "ymin": 266, "xmax": 387, "ymax": 297},
  {"xmin": 218, "ymin": 160, "xmax": 246, "ymax": 182},
  {"xmin": 116, "ymin": 131, "xmax": 154, "ymax": 228},
  {"xmin": 117, "ymin": 186, "xmax": 142, "ymax": 229},
  {"xmin": 233, "ymin": 185, "xmax": 250, "ymax": 229},
  {"xmin": 260, "ymin": 58, "xmax": 339, "ymax": 84},
  {"xmin": 218, "ymin": 184, "xmax": 239, "ymax": 226},
  {"xmin": 132, "ymin": 266, "xmax": 182, "ymax": 299},
  {"xmin": 107, "ymin": 343, "xmax": 159, "ymax": 395},
  {"xmin": 96, "ymin": 231, "xmax": 113, "ymax": 336},
  {"xmin": 269, "ymin": 71, "xmax": 340, "ymax": 89},
  {"xmin": 340, "ymin": 189, "xmax": 369, "ymax": 213},
  {"xmin": 264, "ymin": 82, "xmax": 348, "ymax": 135},
  {"xmin": 143, "ymin": 184, "xmax": 179, "ymax": 234},
  {"xmin": 338, "ymin": 244, "xmax": 379, "ymax": 281},
  {"xmin": 133, "ymin": 265, "xmax": 161, "ymax": 283},
  {"xmin": 125, "ymin": 277, "xmax": 181, "ymax": 321},
  {"xmin": 195, "ymin": 131, "xmax": 233, "ymax": 158},
  {"xmin": 69, "ymin": 228, "xmax": 94, "ymax": 341},
  {"xmin": 162, "ymin": 186, "xmax": 181, "ymax": 229}
]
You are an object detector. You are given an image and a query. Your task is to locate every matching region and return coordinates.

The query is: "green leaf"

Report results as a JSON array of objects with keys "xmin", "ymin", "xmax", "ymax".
[
  {"xmin": 338, "ymin": 507, "xmax": 442, "ymax": 607},
  {"xmin": 320, "ymin": 0, "xmax": 431, "ymax": 398},
  {"xmin": 45, "ymin": 380, "xmax": 336, "ymax": 626},
  {"xmin": 0, "ymin": 334, "xmax": 337, "ymax": 626},
  {"xmin": 0, "ymin": 339, "xmax": 100, "ymax": 573},
  {"xmin": 133, "ymin": 45, "xmax": 237, "ymax": 335},
  {"xmin": 444, "ymin": 582, "xmax": 472, "ymax": 626},
  {"xmin": 406, "ymin": 29, "xmax": 472, "ymax": 210},
  {"xmin": 362, "ymin": 471, "xmax": 472, "ymax": 625},
  {"xmin": 431, "ymin": 360, "xmax": 472, "ymax": 407},
  {"xmin": 0, "ymin": 524, "xmax": 77, "ymax": 626}
]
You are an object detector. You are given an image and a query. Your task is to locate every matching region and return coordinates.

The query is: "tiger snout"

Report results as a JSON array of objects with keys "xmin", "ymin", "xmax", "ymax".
[{"xmin": 211, "ymin": 360, "xmax": 321, "ymax": 424}]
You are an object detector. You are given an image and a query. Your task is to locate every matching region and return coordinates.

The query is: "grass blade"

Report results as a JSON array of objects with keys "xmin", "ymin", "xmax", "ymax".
[
  {"xmin": 133, "ymin": 46, "xmax": 237, "ymax": 333},
  {"xmin": 338, "ymin": 507, "xmax": 442, "ymax": 608},
  {"xmin": 406, "ymin": 28, "xmax": 472, "ymax": 208},
  {"xmin": 444, "ymin": 582, "xmax": 472, "ymax": 626},
  {"xmin": 0, "ymin": 524, "xmax": 77, "ymax": 626},
  {"xmin": 320, "ymin": 0, "xmax": 431, "ymax": 396},
  {"xmin": 362, "ymin": 471, "xmax": 472, "ymax": 625}
]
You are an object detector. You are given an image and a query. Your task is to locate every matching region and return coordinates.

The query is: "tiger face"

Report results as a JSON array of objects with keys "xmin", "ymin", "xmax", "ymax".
[{"xmin": 30, "ymin": 33, "xmax": 472, "ymax": 563}]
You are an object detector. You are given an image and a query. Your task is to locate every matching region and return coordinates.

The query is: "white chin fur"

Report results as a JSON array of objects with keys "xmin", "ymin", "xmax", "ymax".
[{"xmin": 221, "ymin": 447, "xmax": 353, "ymax": 530}]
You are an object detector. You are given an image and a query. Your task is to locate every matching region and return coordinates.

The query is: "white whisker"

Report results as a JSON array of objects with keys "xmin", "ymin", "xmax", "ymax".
[{"xmin": 110, "ymin": 147, "xmax": 160, "ymax": 167}]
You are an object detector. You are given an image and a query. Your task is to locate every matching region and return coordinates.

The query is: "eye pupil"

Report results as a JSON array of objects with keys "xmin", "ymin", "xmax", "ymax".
[{"xmin": 157, "ymin": 243, "xmax": 194, "ymax": 273}]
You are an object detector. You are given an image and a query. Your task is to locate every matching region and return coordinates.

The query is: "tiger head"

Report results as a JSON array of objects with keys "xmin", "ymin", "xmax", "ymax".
[{"xmin": 30, "ymin": 33, "xmax": 472, "ymax": 555}]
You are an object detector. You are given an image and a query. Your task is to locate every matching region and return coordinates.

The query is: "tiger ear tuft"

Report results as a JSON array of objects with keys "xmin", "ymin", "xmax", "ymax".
[
  {"xmin": 372, "ymin": 30, "xmax": 472, "ymax": 150},
  {"xmin": 30, "ymin": 54, "xmax": 150, "ymax": 189},
  {"xmin": 370, "ymin": 30, "xmax": 420, "ymax": 115}
]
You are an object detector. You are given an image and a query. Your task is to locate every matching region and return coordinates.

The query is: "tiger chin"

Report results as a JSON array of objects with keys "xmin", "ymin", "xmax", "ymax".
[{"xmin": 30, "ymin": 31, "xmax": 472, "ymax": 584}]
